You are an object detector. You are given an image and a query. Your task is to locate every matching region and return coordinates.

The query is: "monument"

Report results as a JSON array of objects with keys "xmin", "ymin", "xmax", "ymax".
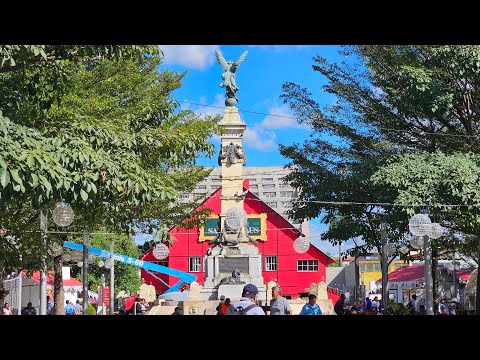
[{"xmin": 201, "ymin": 50, "xmax": 266, "ymax": 302}]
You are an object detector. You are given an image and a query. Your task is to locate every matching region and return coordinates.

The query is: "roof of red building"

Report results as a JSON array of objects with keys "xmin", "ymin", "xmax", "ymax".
[
  {"xmin": 22, "ymin": 270, "xmax": 83, "ymax": 287},
  {"xmin": 456, "ymin": 268, "xmax": 475, "ymax": 283},
  {"xmin": 385, "ymin": 264, "xmax": 425, "ymax": 284},
  {"xmin": 375, "ymin": 264, "xmax": 475, "ymax": 286}
]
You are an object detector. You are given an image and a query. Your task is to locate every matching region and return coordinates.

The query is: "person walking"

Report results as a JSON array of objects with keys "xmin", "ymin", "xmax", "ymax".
[
  {"xmin": 74, "ymin": 299, "xmax": 83, "ymax": 315},
  {"xmin": 226, "ymin": 284, "xmax": 265, "ymax": 315},
  {"xmin": 269, "ymin": 286, "xmax": 292, "ymax": 315},
  {"xmin": 300, "ymin": 294, "xmax": 322, "ymax": 315},
  {"xmin": 64, "ymin": 300, "xmax": 75, "ymax": 315}
]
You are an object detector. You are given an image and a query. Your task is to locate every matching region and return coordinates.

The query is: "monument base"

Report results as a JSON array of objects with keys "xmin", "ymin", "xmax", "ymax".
[{"xmin": 201, "ymin": 243, "xmax": 266, "ymax": 302}]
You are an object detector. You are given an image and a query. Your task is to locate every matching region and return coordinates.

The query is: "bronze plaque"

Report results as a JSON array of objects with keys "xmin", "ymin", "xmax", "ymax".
[{"xmin": 219, "ymin": 257, "xmax": 249, "ymax": 274}]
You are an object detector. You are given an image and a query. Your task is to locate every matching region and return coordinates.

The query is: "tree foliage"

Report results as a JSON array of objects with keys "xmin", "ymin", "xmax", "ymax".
[
  {"xmin": 0, "ymin": 45, "xmax": 219, "ymax": 304},
  {"xmin": 280, "ymin": 45, "xmax": 480, "ymax": 309}
]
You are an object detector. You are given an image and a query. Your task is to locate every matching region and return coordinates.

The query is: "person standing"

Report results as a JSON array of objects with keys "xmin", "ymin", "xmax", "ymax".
[
  {"xmin": 216, "ymin": 295, "xmax": 226, "ymax": 315},
  {"xmin": 21, "ymin": 302, "xmax": 36, "ymax": 315},
  {"xmin": 269, "ymin": 286, "xmax": 292, "ymax": 315},
  {"xmin": 74, "ymin": 299, "xmax": 83, "ymax": 315},
  {"xmin": 2, "ymin": 302, "xmax": 12, "ymax": 315},
  {"xmin": 300, "ymin": 294, "xmax": 322, "ymax": 315},
  {"xmin": 226, "ymin": 284, "xmax": 265, "ymax": 315},
  {"xmin": 46, "ymin": 296, "xmax": 54, "ymax": 315},
  {"xmin": 334, "ymin": 293, "xmax": 346, "ymax": 315}
]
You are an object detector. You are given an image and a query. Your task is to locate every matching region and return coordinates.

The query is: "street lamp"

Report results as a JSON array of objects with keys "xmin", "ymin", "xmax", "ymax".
[{"xmin": 408, "ymin": 214, "xmax": 444, "ymax": 315}]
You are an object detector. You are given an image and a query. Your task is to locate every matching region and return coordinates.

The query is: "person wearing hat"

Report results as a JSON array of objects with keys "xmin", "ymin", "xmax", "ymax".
[
  {"xmin": 299, "ymin": 294, "xmax": 323, "ymax": 315},
  {"xmin": 226, "ymin": 284, "xmax": 266, "ymax": 315}
]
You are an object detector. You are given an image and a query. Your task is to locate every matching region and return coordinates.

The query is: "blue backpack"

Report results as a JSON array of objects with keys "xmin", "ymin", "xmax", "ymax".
[{"xmin": 66, "ymin": 305, "xmax": 75, "ymax": 315}]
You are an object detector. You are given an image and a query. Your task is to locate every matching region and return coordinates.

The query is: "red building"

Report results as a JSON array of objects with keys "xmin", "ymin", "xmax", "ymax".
[{"xmin": 140, "ymin": 181, "xmax": 336, "ymax": 301}]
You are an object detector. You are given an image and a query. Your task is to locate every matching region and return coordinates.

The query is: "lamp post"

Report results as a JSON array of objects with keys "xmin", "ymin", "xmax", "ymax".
[
  {"xmin": 82, "ymin": 227, "xmax": 89, "ymax": 315},
  {"xmin": 109, "ymin": 238, "xmax": 114, "ymax": 315},
  {"xmin": 50, "ymin": 203, "xmax": 75, "ymax": 315},
  {"xmin": 409, "ymin": 214, "xmax": 444, "ymax": 315},
  {"xmin": 39, "ymin": 210, "xmax": 47, "ymax": 315}
]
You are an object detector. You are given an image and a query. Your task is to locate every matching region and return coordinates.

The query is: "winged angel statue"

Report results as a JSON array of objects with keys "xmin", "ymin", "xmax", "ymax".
[{"xmin": 215, "ymin": 49, "xmax": 248, "ymax": 106}]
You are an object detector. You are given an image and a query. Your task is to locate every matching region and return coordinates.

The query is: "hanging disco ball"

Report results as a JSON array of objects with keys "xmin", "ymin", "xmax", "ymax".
[
  {"xmin": 77, "ymin": 261, "xmax": 83, "ymax": 267},
  {"xmin": 225, "ymin": 208, "xmax": 248, "ymax": 232},
  {"xmin": 399, "ymin": 246, "xmax": 410, "ymax": 255},
  {"xmin": 427, "ymin": 223, "xmax": 444, "ymax": 239},
  {"xmin": 87, "ymin": 253, "xmax": 96, "ymax": 264},
  {"xmin": 62, "ymin": 253, "xmax": 72, "ymax": 262},
  {"xmin": 383, "ymin": 243, "xmax": 396, "ymax": 256},
  {"xmin": 48, "ymin": 242, "xmax": 63, "ymax": 257},
  {"xmin": 152, "ymin": 243, "xmax": 170, "ymax": 260},
  {"xmin": 97, "ymin": 260, "xmax": 105, "ymax": 268},
  {"xmin": 409, "ymin": 214, "xmax": 432, "ymax": 236},
  {"xmin": 293, "ymin": 237, "xmax": 310, "ymax": 254},
  {"xmin": 410, "ymin": 236, "xmax": 424, "ymax": 250},
  {"xmin": 104, "ymin": 258, "xmax": 114, "ymax": 269},
  {"xmin": 70, "ymin": 251, "xmax": 83, "ymax": 262},
  {"xmin": 52, "ymin": 203, "xmax": 75, "ymax": 227}
]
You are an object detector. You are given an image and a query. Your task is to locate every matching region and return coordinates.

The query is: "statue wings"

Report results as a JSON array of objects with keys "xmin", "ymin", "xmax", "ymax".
[
  {"xmin": 215, "ymin": 49, "xmax": 248, "ymax": 70},
  {"xmin": 234, "ymin": 51, "xmax": 248, "ymax": 67},
  {"xmin": 215, "ymin": 50, "xmax": 229, "ymax": 71}
]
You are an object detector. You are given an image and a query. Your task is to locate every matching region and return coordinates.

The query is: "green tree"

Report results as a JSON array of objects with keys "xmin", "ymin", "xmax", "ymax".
[
  {"xmin": 279, "ymin": 46, "xmax": 480, "ymax": 311},
  {"xmin": 0, "ymin": 45, "xmax": 219, "ymax": 308}
]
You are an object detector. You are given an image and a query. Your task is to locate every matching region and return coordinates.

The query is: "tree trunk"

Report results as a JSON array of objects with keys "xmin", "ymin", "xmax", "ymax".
[
  {"xmin": 432, "ymin": 248, "xmax": 439, "ymax": 315},
  {"xmin": 53, "ymin": 254, "xmax": 65, "ymax": 315},
  {"xmin": 0, "ymin": 267, "xmax": 8, "ymax": 308},
  {"xmin": 476, "ymin": 240, "xmax": 480, "ymax": 315},
  {"xmin": 354, "ymin": 251, "xmax": 360, "ymax": 306}
]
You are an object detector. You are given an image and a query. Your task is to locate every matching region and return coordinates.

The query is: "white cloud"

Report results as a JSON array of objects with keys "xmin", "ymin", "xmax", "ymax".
[
  {"xmin": 160, "ymin": 45, "xmax": 219, "ymax": 70},
  {"xmin": 258, "ymin": 103, "xmax": 309, "ymax": 130},
  {"xmin": 243, "ymin": 127, "xmax": 277, "ymax": 151},
  {"xmin": 247, "ymin": 45, "xmax": 310, "ymax": 53}
]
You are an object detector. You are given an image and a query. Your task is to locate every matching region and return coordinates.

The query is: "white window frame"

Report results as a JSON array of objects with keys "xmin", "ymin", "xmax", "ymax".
[
  {"xmin": 189, "ymin": 257, "xmax": 202, "ymax": 272},
  {"xmin": 265, "ymin": 256, "xmax": 277, "ymax": 271},
  {"xmin": 297, "ymin": 260, "xmax": 318, "ymax": 272}
]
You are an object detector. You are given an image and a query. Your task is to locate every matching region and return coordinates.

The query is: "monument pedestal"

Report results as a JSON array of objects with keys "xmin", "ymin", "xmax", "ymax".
[{"xmin": 200, "ymin": 243, "xmax": 266, "ymax": 302}]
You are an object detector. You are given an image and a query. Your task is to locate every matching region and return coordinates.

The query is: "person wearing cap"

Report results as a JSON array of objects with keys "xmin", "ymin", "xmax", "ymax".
[
  {"xmin": 299, "ymin": 294, "xmax": 322, "ymax": 315},
  {"xmin": 226, "ymin": 284, "xmax": 266, "ymax": 315},
  {"xmin": 269, "ymin": 285, "xmax": 292, "ymax": 315}
]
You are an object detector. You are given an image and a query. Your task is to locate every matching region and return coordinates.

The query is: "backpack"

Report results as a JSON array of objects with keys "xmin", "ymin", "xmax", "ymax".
[
  {"xmin": 66, "ymin": 306, "xmax": 75, "ymax": 315},
  {"xmin": 232, "ymin": 303, "xmax": 258, "ymax": 315}
]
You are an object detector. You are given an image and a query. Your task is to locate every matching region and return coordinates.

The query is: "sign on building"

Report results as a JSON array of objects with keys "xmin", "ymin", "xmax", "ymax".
[{"xmin": 199, "ymin": 214, "xmax": 267, "ymax": 242}]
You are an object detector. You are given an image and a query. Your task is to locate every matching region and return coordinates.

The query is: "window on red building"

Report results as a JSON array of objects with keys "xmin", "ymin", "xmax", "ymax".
[
  {"xmin": 189, "ymin": 257, "xmax": 202, "ymax": 272},
  {"xmin": 150, "ymin": 261, "xmax": 168, "ymax": 267},
  {"xmin": 265, "ymin": 256, "xmax": 277, "ymax": 271},
  {"xmin": 297, "ymin": 260, "xmax": 318, "ymax": 271}
]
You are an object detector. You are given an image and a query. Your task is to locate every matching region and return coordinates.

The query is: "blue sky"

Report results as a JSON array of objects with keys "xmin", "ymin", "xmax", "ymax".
[{"xmin": 137, "ymin": 45, "xmax": 356, "ymax": 256}]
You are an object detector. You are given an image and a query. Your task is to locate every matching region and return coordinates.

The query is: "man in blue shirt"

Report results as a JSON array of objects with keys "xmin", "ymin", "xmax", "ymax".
[
  {"xmin": 64, "ymin": 300, "xmax": 75, "ymax": 315},
  {"xmin": 300, "ymin": 294, "xmax": 322, "ymax": 315}
]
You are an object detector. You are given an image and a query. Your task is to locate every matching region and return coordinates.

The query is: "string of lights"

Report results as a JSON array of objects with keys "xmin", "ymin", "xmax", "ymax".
[{"xmin": 179, "ymin": 99, "xmax": 480, "ymax": 139}]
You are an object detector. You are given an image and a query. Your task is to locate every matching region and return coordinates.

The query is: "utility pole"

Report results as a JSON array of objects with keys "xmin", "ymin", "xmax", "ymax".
[
  {"xmin": 101, "ymin": 273, "xmax": 105, "ymax": 315},
  {"xmin": 380, "ymin": 223, "xmax": 388, "ymax": 312},
  {"xmin": 82, "ymin": 227, "xmax": 89, "ymax": 315},
  {"xmin": 39, "ymin": 210, "xmax": 47, "ymax": 315},
  {"xmin": 339, "ymin": 243, "xmax": 343, "ymax": 267},
  {"xmin": 109, "ymin": 238, "xmax": 114, "ymax": 315},
  {"xmin": 424, "ymin": 234, "xmax": 434, "ymax": 315}
]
